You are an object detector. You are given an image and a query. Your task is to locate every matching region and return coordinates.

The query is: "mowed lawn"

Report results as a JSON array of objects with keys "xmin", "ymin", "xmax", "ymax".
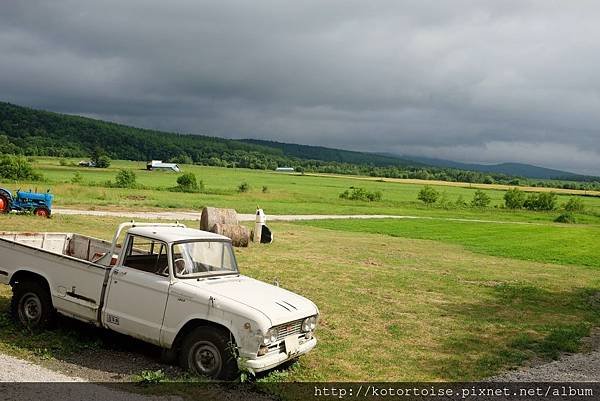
[
  {"xmin": 300, "ymin": 218, "xmax": 600, "ymax": 268},
  {"xmin": 2, "ymin": 157, "xmax": 600, "ymax": 224},
  {"xmin": 0, "ymin": 214, "xmax": 598, "ymax": 381}
]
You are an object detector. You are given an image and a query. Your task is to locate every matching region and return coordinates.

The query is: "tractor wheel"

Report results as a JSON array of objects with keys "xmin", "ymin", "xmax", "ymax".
[
  {"xmin": 0, "ymin": 194, "xmax": 10, "ymax": 214},
  {"xmin": 33, "ymin": 207, "xmax": 51, "ymax": 218}
]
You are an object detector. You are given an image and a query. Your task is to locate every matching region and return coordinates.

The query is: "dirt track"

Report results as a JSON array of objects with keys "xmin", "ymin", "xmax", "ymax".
[{"xmin": 53, "ymin": 208, "xmax": 543, "ymax": 225}]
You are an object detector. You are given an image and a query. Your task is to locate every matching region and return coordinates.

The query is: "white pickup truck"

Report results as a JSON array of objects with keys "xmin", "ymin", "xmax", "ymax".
[{"xmin": 0, "ymin": 222, "xmax": 318, "ymax": 380}]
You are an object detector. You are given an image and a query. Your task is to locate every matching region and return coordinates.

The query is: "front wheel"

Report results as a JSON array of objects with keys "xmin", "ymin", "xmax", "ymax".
[
  {"xmin": 0, "ymin": 193, "xmax": 10, "ymax": 213},
  {"xmin": 179, "ymin": 327, "xmax": 239, "ymax": 380},
  {"xmin": 33, "ymin": 207, "xmax": 51, "ymax": 218},
  {"xmin": 11, "ymin": 281, "xmax": 55, "ymax": 330}
]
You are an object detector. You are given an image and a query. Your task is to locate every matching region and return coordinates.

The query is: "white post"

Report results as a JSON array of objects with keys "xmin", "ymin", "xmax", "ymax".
[{"xmin": 254, "ymin": 208, "xmax": 266, "ymax": 243}]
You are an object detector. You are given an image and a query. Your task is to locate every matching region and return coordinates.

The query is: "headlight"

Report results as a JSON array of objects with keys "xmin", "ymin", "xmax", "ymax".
[
  {"xmin": 302, "ymin": 315, "xmax": 318, "ymax": 332},
  {"xmin": 262, "ymin": 328, "xmax": 278, "ymax": 345},
  {"xmin": 310, "ymin": 316, "xmax": 317, "ymax": 330}
]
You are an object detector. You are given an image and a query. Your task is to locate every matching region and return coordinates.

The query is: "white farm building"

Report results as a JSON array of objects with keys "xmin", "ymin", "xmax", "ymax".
[{"xmin": 146, "ymin": 160, "xmax": 181, "ymax": 172}]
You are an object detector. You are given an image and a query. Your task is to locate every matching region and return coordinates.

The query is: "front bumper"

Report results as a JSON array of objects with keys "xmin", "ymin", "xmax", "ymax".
[{"xmin": 243, "ymin": 337, "xmax": 317, "ymax": 373}]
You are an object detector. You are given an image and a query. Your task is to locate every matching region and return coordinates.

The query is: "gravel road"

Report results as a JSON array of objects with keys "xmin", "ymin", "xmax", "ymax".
[
  {"xmin": 0, "ymin": 354, "xmax": 81, "ymax": 382},
  {"xmin": 0, "ymin": 353, "xmax": 184, "ymax": 401},
  {"xmin": 0, "ymin": 353, "xmax": 270, "ymax": 401},
  {"xmin": 492, "ymin": 350, "xmax": 600, "ymax": 381},
  {"xmin": 491, "ymin": 329, "xmax": 600, "ymax": 382}
]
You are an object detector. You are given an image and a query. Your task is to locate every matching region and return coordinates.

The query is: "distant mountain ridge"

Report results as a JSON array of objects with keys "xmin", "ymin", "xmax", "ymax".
[
  {"xmin": 245, "ymin": 140, "xmax": 598, "ymax": 181},
  {"xmin": 396, "ymin": 155, "xmax": 595, "ymax": 181}
]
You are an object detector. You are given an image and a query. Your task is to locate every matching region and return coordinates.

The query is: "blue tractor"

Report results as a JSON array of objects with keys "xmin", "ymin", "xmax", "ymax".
[{"xmin": 0, "ymin": 188, "xmax": 53, "ymax": 218}]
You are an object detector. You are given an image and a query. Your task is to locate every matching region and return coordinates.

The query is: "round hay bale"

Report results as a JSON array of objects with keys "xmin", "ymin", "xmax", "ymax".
[
  {"xmin": 212, "ymin": 223, "xmax": 249, "ymax": 247},
  {"xmin": 200, "ymin": 207, "xmax": 238, "ymax": 231}
]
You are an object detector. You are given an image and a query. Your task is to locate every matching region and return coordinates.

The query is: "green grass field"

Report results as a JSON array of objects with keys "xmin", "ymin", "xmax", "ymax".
[
  {"xmin": 0, "ymin": 214, "xmax": 598, "ymax": 382},
  {"xmin": 0, "ymin": 157, "xmax": 598, "ymax": 382},
  {"xmin": 301, "ymin": 218, "xmax": 600, "ymax": 268},
  {"xmin": 3, "ymin": 157, "xmax": 600, "ymax": 224}
]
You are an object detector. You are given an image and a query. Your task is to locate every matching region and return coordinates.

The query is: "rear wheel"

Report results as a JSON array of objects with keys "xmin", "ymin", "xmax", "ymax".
[
  {"xmin": 33, "ymin": 207, "xmax": 51, "ymax": 218},
  {"xmin": 179, "ymin": 327, "xmax": 239, "ymax": 380},
  {"xmin": 11, "ymin": 280, "xmax": 55, "ymax": 331},
  {"xmin": 0, "ymin": 194, "xmax": 10, "ymax": 213}
]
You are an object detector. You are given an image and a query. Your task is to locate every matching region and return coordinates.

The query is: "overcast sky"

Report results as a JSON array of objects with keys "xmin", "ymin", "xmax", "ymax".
[{"xmin": 1, "ymin": 1, "xmax": 599, "ymax": 174}]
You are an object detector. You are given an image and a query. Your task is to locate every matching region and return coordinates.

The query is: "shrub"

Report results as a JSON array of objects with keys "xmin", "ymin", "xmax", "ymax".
[
  {"xmin": 96, "ymin": 155, "xmax": 111, "ymax": 168},
  {"xmin": 71, "ymin": 172, "xmax": 83, "ymax": 184},
  {"xmin": 417, "ymin": 186, "xmax": 439, "ymax": 205},
  {"xmin": 524, "ymin": 192, "xmax": 557, "ymax": 211},
  {"xmin": 366, "ymin": 190, "xmax": 382, "ymax": 202},
  {"xmin": 0, "ymin": 155, "xmax": 42, "ymax": 181},
  {"xmin": 238, "ymin": 182, "xmax": 250, "ymax": 193},
  {"xmin": 563, "ymin": 197, "xmax": 585, "ymax": 213},
  {"xmin": 504, "ymin": 188, "xmax": 526, "ymax": 209},
  {"xmin": 537, "ymin": 192, "xmax": 557, "ymax": 211},
  {"xmin": 114, "ymin": 169, "xmax": 137, "ymax": 188},
  {"xmin": 455, "ymin": 195, "xmax": 468, "ymax": 208},
  {"xmin": 59, "ymin": 158, "xmax": 68, "ymax": 166},
  {"xmin": 176, "ymin": 173, "xmax": 203, "ymax": 192},
  {"xmin": 262, "ymin": 186, "xmax": 268, "ymax": 193},
  {"xmin": 339, "ymin": 187, "xmax": 382, "ymax": 201},
  {"xmin": 437, "ymin": 191, "xmax": 452, "ymax": 209},
  {"xmin": 555, "ymin": 212, "xmax": 576, "ymax": 224},
  {"xmin": 471, "ymin": 189, "xmax": 491, "ymax": 207},
  {"xmin": 90, "ymin": 147, "xmax": 112, "ymax": 168}
]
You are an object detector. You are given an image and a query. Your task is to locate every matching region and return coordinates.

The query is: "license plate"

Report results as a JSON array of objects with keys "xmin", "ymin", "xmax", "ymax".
[{"xmin": 284, "ymin": 335, "xmax": 299, "ymax": 355}]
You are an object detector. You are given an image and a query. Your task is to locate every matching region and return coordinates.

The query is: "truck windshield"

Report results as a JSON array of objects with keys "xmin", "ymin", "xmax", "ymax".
[{"xmin": 172, "ymin": 241, "xmax": 238, "ymax": 278}]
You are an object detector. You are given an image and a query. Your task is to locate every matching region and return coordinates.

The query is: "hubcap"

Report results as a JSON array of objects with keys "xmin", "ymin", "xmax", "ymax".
[
  {"xmin": 19, "ymin": 293, "xmax": 42, "ymax": 324},
  {"xmin": 35, "ymin": 209, "xmax": 48, "ymax": 217},
  {"xmin": 191, "ymin": 342, "xmax": 222, "ymax": 377},
  {"xmin": 0, "ymin": 197, "xmax": 5, "ymax": 211}
]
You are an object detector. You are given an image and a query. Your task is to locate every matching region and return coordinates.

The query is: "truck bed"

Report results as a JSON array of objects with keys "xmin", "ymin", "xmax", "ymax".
[{"xmin": 0, "ymin": 232, "xmax": 120, "ymax": 324}]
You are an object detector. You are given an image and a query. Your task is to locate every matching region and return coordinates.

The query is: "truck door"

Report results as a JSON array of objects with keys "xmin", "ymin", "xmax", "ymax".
[{"xmin": 102, "ymin": 235, "xmax": 170, "ymax": 345}]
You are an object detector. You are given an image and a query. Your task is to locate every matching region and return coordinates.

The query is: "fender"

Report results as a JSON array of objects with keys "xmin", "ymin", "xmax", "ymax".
[
  {"xmin": 162, "ymin": 312, "xmax": 244, "ymax": 349},
  {"xmin": 9, "ymin": 268, "xmax": 53, "ymax": 291}
]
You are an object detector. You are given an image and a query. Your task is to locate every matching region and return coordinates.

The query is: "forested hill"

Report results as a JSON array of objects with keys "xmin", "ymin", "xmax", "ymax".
[
  {"xmin": 239, "ymin": 139, "xmax": 419, "ymax": 167},
  {"xmin": 0, "ymin": 101, "xmax": 282, "ymax": 164},
  {"xmin": 0, "ymin": 101, "xmax": 415, "ymax": 169},
  {"xmin": 0, "ymin": 101, "xmax": 597, "ymax": 189}
]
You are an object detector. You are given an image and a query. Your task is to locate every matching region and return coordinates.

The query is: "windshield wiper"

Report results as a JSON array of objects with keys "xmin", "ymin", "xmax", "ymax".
[{"xmin": 179, "ymin": 271, "xmax": 239, "ymax": 279}]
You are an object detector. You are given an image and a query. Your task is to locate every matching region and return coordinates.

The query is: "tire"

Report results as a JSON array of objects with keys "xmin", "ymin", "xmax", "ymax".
[
  {"xmin": 0, "ymin": 194, "xmax": 10, "ymax": 213},
  {"xmin": 179, "ymin": 327, "xmax": 239, "ymax": 381},
  {"xmin": 11, "ymin": 280, "xmax": 55, "ymax": 331},
  {"xmin": 33, "ymin": 207, "xmax": 51, "ymax": 218}
]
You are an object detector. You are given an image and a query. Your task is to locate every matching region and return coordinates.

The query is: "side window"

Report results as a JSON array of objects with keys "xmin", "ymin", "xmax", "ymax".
[{"xmin": 123, "ymin": 236, "xmax": 169, "ymax": 276}]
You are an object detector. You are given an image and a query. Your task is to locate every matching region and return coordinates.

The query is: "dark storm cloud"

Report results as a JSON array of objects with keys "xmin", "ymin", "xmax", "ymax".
[{"xmin": 0, "ymin": 0, "xmax": 599, "ymax": 174}]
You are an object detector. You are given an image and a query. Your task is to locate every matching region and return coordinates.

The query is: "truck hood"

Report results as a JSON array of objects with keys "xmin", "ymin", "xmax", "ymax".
[{"xmin": 182, "ymin": 275, "xmax": 318, "ymax": 326}]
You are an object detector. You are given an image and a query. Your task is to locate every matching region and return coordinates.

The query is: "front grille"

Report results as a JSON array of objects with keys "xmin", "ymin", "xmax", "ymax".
[
  {"xmin": 266, "ymin": 333, "xmax": 309, "ymax": 356},
  {"xmin": 273, "ymin": 319, "xmax": 303, "ymax": 342}
]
